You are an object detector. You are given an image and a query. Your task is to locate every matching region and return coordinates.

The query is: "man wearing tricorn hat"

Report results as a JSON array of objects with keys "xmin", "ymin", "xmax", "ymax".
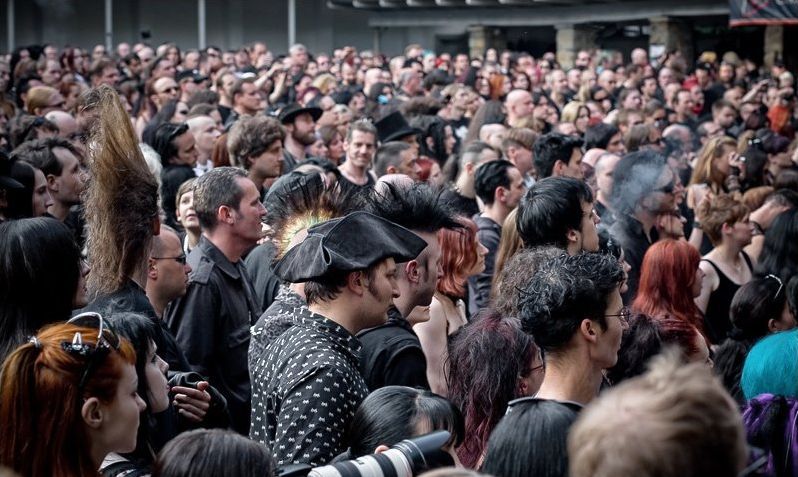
[{"xmin": 249, "ymin": 211, "xmax": 427, "ymax": 466}]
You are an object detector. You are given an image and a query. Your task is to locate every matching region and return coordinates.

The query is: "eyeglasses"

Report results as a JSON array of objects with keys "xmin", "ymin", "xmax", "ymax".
[
  {"xmin": 64, "ymin": 312, "xmax": 121, "ymax": 392},
  {"xmin": 766, "ymin": 274, "xmax": 783, "ymax": 298},
  {"xmin": 605, "ymin": 306, "xmax": 631, "ymax": 325},
  {"xmin": 151, "ymin": 253, "xmax": 187, "ymax": 265},
  {"xmin": 158, "ymin": 86, "xmax": 179, "ymax": 94}
]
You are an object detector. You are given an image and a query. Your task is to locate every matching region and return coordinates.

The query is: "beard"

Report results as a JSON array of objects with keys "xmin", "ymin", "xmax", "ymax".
[{"xmin": 294, "ymin": 130, "xmax": 317, "ymax": 146}]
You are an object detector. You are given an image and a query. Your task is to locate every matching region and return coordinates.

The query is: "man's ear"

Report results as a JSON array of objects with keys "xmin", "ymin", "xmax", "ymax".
[
  {"xmin": 147, "ymin": 258, "xmax": 159, "ymax": 280},
  {"xmin": 552, "ymin": 160, "xmax": 566, "ymax": 176},
  {"xmin": 426, "ymin": 136, "xmax": 434, "ymax": 150},
  {"xmin": 405, "ymin": 260, "xmax": 420, "ymax": 284},
  {"xmin": 347, "ymin": 270, "xmax": 366, "ymax": 296},
  {"xmin": 386, "ymin": 165, "xmax": 399, "ymax": 175},
  {"xmin": 566, "ymin": 227, "xmax": 579, "ymax": 246},
  {"xmin": 579, "ymin": 318, "xmax": 599, "ymax": 343},
  {"xmin": 495, "ymin": 186, "xmax": 507, "ymax": 205},
  {"xmin": 46, "ymin": 173, "xmax": 58, "ymax": 192},
  {"xmin": 465, "ymin": 161, "xmax": 475, "ymax": 176},
  {"xmin": 81, "ymin": 397, "xmax": 104, "ymax": 430},
  {"xmin": 217, "ymin": 204, "xmax": 234, "ymax": 225}
]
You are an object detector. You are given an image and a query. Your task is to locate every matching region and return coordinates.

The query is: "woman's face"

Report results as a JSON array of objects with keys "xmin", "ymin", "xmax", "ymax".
[
  {"xmin": 470, "ymin": 236, "xmax": 489, "ymax": 276},
  {"xmin": 512, "ymin": 73, "xmax": 530, "ymax": 91},
  {"xmin": 575, "ymin": 107, "xmax": 590, "ymax": 133},
  {"xmin": 177, "ymin": 190, "xmax": 200, "ymax": 233},
  {"xmin": 144, "ymin": 341, "xmax": 171, "ymax": 414},
  {"xmin": 72, "ymin": 259, "xmax": 90, "ymax": 308},
  {"xmin": 308, "ymin": 138, "xmax": 329, "ymax": 158},
  {"xmin": 173, "ymin": 132, "xmax": 198, "ymax": 166},
  {"xmin": 172, "ymin": 102, "xmax": 189, "ymax": 123},
  {"xmin": 94, "ymin": 363, "xmax": 146, "ymax": 456},
  {"xmin": 32, "ymin": 168, "xmax": 53, "ymax": 216},
  {"xmin": 327, "ymin": 133, "xmax": 345, "ymax": 163},
  {"xmin": 444, "ymin": 125, "xmax": 456, "ymax": 156},
  {"xmin": 691, "ymin": 265, "xmax": 706, "ymax": 298}
]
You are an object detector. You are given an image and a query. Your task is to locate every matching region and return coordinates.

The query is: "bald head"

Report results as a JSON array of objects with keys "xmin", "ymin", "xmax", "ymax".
[
  {"xmin": 582, "ymin": 148, "xmax": 607, "ymax": 168},
  {"xmin": 45, "ymin": 110, "xmax": 78, "ymax": 139}
]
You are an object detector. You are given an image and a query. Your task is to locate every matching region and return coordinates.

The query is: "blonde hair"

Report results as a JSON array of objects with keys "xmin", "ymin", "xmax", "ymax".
[
  {"xmin": 25, "ymin": 86, "xmax": 59, "ymax": 114},
  {"xmin": 560, "ymin": 101, "xmax": 587, "ymax": 124},
  {"xmin": 491, "ymin": 208, "xmax": 523, "ymax": 298},
  {"xmin": 695, "ymin": 193, "xmax": 749, "ymax": 245},
  {"xmin": 689, "ymin": 136, "xmax": 737, "ymax": 190},
  {"xmin": 568, "ymin": 351, "xmax": 747, "ymax": 477}
]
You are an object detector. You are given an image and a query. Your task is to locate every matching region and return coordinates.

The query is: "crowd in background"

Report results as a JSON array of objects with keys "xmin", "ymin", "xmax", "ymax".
[{"xmin": 1, "ymin": 36, "xmax": 798, "ymax": 477}]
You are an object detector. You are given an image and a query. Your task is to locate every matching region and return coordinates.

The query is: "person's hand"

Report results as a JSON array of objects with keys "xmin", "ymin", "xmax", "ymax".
[
  {"xmin": 687, "ymin": 183, "xmax": 712, "ymax": 211},
  {"xmin": 656, "ymin": 212, "xmax": 686, "ymax": 240},
  {"xmin": 172, "ymin": 381, "xmax": 211, "ymax": 423},
  {"xmin": 750, "ymin": 200, "xmax": 791, "ymax": 231}
]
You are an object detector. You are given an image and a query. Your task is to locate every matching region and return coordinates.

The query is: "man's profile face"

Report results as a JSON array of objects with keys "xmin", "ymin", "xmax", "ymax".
[
  {"xmin": 593, "ymin": 286, "xmax": 625, "ymax": 368},
  {"xmin": 250, "ymin": 139, "xmax": 283, "ymax": 179},
  {"xmin": 560, "ymin": 147, "xmax": 584, "ymax": 180},
  {"xmin": 397, "ymin": 148, "xmax": 421, "ymax": 181},
  {"xmin": 363, "ymin": 257, "xmax": 400, "ymax": 328},
  {"xmin": 154, "ymin": 229, "xmax": 192, "ymax": 300},
  {"xmin": 231, "ymin": 177, "xmax": 266, "ymax": 244},
  {"xmin": 414, "ymin": 232, "xmax": 440, "ymax": 307},
  {"xmin": 51, "ymin": 147, "xmax": 86, "ymax": 205}
]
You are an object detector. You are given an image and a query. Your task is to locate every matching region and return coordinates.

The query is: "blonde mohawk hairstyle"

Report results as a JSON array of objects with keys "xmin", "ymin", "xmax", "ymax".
[{"xmin": 84, "ymin": 85, "xmax": 159, "ymax": 298}]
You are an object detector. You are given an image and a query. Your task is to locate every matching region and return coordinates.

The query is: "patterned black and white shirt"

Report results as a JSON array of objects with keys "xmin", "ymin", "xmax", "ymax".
[{"xmin": 249, "ymin": 304, "xmax": 369, "ymax": 466}]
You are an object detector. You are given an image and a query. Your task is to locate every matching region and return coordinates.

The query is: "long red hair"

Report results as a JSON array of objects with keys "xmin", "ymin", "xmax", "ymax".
[
  {"xmin": 0, "ymin": 323, "xmax": 136, "ymax": 477},
  {"xmin": 632, "ymin": 239, "xmax": 704, "ymax": 333},
  {"xmin": 437, "ymin": 217, "xmax": 479, "ymax": 298}
]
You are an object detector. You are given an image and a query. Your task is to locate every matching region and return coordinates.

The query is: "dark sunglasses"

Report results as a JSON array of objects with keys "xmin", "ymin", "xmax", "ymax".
[
  {"xmin": 64, "ymin": 312, "xmax": 121, "ymax": 392},
  {"xmin": 151, "ymin": 253, "xmax": 187, "ymax": 265}
]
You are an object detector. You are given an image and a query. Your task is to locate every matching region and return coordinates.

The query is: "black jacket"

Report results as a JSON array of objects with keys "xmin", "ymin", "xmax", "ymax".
[{"xmin": 166, "ymin": 236, "xmax": 262, "ymax": 435}]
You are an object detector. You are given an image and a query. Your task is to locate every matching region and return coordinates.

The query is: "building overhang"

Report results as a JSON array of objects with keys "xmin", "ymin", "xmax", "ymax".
[{"xmin": 328, "ymin": 0, "xmax": 729, "ymax": 27}]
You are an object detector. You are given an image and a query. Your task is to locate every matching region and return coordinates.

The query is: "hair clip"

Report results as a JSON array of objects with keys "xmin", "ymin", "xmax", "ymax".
[
  {"xmin": 28, "ymin": 336, "xmax": 41, "ymax": 349},
  {"xmin": 61, "ymin": 332, "xmax": 93, "ymax": 357}
]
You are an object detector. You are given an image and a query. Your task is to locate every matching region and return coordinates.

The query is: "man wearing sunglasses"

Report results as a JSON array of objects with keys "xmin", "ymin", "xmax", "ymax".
[
  {"xmin": 166, "ymin": 167, "xmax": 265, "ymax": 435},
  {"xmin": 608, "ymin": 150, "xmax": 679, "ymax": 301}
]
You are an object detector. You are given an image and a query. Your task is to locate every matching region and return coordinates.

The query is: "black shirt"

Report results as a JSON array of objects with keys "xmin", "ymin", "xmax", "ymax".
[
  {"xmin": 243, "ymin": 241, "xmax": 281, "ymax": 313},
  {"xmin": 165, "ymin": 236, "xmax": 262, "ymax": 435},
  {"xmin": 357, "ymin": 305, "xmax": 429, "ymax": 391},
  {"xmin": 81, "ymin": 279, "xmax": 191, "ymax": 373},
  {"xmin": 249, "ymin": 306, "xmax": 369, "ymax": 466},
  {"xmin": 607, "ymin": 216, "xmax": 658, "ymax": 302}
]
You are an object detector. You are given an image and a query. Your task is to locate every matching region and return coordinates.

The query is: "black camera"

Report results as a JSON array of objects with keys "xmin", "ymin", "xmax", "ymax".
[{"xmin": 277, "ymin": 431, "xmax": 454, "ymax": 477}]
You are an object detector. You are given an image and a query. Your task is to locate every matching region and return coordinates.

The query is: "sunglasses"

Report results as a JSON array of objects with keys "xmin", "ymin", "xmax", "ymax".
[
  {"xmin": 151, "ymin": 253, "xmax": 187, "ymax": 265},
  {"xmin": 64, "ymin": 312, "xmax": 121, "ymax": 392},
  {"xmin": 654, "ymin": 179, "xmax": 676, "ymax": 194}
]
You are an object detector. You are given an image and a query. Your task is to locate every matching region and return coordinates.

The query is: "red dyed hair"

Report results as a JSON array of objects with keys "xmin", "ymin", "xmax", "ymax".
[
  {"xmin": 0, "ymin": 323, "xmax": 136, "ymax": 477},
  {"xmin": 632, "ymin": 239, "xmax": 704, "ymax": 333},
  {"xmin": 657, "ymin": 317, "xmax": 705, "ymax": 360},
  {"xmin": 437, "ymin": 217, "xmax": 479, "ymax": 298}
]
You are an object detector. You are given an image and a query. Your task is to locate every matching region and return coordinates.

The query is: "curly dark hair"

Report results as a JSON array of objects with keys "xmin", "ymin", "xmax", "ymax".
[{"xmin": 519, "ymin": 252, "xmax": 624, "ymax": 352}]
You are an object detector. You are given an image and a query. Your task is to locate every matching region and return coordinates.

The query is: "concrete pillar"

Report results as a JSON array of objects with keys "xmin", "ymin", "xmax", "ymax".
[
  {"xmin": 468, "ymin": 26, "xmax": 504, "ymax": 60},
  {"xmin": 763, "ymin": 25, "xmax": 784, "ymax": 69},
  {"xmin": 649, "ymin": 16, "xmax": 694, "ymax": 67},
  {"xmin": 555, "ymin": 24, "xmax": 596, "ymax": 70}
]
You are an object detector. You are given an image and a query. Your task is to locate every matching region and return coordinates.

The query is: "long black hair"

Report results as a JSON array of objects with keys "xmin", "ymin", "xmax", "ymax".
[
  {"xmin": 0, "ymin": 217, "xmax": 81, "ymax": 362},
  {"xmin": 756, "ymin": 208, "xmax": 798, "ymax": 283},
  {"xmin": 105, "ymin": 312, "xmax": 162, "ymax": 464},
  {"xmin": 154, "ymin": 429, "xmax": 274, "ymax": 477}
]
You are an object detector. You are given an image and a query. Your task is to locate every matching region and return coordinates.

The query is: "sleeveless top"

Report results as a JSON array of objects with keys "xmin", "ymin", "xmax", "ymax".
[{"xmin": 701, "ymin": 251, "xmax": 753, "ymax": 345}]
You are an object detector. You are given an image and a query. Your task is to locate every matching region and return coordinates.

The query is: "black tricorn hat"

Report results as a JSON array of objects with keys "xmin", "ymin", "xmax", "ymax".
[
  {"xmin": 278, "ymin": 102, "xmax": 323, "ymax": 124},
  {"xmin": 374, "ymin": 111, "xmax": 422, "ymax": 144},
  {"xmin": 273, "ymin": 211, "xmax": 427, "ymax": 283}
]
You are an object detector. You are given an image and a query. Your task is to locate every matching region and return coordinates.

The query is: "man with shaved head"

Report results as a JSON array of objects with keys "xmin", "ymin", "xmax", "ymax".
[{"xmin": 504, "ymin": 90, "xmax": 534, "ymax": 127}]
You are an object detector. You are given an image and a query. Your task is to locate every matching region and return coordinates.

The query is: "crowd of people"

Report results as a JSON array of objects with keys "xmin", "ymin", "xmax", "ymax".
[{"xmin": 1, "ymin": 36, "xmax": 798, "ymax": 477}]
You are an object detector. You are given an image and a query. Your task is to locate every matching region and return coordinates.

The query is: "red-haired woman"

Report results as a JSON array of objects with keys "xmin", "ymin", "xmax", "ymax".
[
  {"xmin": 447, "ymin": 312, "xmax": 543, "ymax": 469},
  {"xmin": 415, "ymin": 217, "xmax": 488, "ymax": 396},
  {"xmin": 0, "ymin": 321, "xmax": 145, "ymax": 477},
  {"xmin": 631, "ymin": 239, "xmax": 706, "ymax": 336}
]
